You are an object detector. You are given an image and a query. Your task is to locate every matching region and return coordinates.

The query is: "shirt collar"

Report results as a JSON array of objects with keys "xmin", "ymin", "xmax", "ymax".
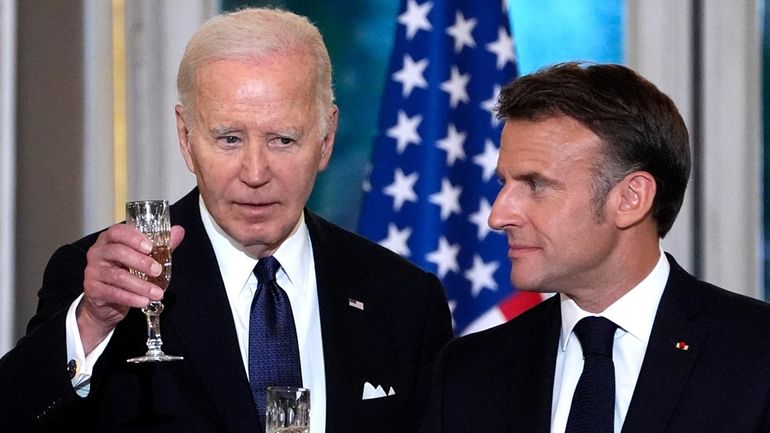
[
  {"xmin": 198, "ymin": 197, "xmax": 312, "ymax": 298},
  {"xmin": 559, "ymin": 248, "xmax": 670, "ymax": 351}
]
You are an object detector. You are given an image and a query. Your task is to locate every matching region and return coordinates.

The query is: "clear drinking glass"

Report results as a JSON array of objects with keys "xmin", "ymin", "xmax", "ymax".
[
  {"xmin": 265, "ymin": 386, "xmax": 310, "ymax": 433},
  {"xmin": 125, "ymin": 200, "xmax": 183, "ymax": 363}
]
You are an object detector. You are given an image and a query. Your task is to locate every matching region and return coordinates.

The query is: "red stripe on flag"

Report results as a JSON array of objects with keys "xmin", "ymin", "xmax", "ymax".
[{"xmin": 499, "ymin": 292, "xmax": 543, "ymax": 320}]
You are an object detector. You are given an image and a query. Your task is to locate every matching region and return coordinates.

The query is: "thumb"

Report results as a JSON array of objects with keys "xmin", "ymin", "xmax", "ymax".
[{"xmin": 170, "ymin": 225, "xmax": 186, "ymax": 250}]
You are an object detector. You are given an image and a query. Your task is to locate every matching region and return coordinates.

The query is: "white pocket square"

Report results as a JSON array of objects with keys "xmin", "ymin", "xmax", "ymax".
[{"xmin": 362, "ymin": 381, "xmax": 396, "ymax": 400}]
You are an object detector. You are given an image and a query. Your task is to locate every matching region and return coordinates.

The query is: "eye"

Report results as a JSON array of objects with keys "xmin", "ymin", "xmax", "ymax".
[
  {"xmin": 269, "ymin": 136, "xmax": 297, "ymax": 148},
  {"xmin": 217, "ymin": 135, "xmax": 241, "ymax": 147}
]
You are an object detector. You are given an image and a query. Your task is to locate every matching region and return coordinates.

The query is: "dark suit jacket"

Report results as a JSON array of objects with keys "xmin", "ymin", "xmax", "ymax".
[
  {"xmin": 422, "ymin": 254, "xmax": 770, "ymax": 433},
  {"xmin": 0, "ymin": 188, "xmax": 453, "ymax": 433}
]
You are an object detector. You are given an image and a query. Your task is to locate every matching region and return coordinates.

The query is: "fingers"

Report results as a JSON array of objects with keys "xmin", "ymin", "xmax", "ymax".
[
  {"xmin": 83, "ymin": 256, "xmax": 163, "ymax": 304},
  {"xmin": 170, "ymin": 225, "xmax": 185, "ymax": 250},
  {"xmin": 81, "ymin": 224, "xmax": 167, "ymax": 328},
  {"xmin": 88, "ymin": 224, "xmax": 162, "ymax": 277}
]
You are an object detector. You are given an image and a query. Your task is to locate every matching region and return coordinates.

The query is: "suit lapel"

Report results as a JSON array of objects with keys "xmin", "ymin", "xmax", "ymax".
[
  {"xmin": 621, "ymin": 256, "xmax": 707, "ymax": 433},
  {"xmin": 305, "ymin": 212, "xmax": 375, "ymax": 432},
  {"xmin": 163, "ymin": 190, "xmax": 259, "ymax": 433},
  {"xmin": 505, "ymin": 296, "xmax": 561, "ymax": 433}
]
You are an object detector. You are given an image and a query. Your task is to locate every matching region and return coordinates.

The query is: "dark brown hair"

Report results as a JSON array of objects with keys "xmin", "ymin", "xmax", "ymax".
[{"xmin": 496, "ymin": 62, "xmax": 690, "ymax": 237}]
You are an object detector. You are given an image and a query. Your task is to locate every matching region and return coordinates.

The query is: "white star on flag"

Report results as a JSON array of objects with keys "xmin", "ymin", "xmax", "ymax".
[
  {"xmin": 429, "ymin": 178, "xmax": 463, "ymax": 221},
  {"xmin": 464, "ymin": 254, "xmax": 499, "ymax": 297},
  {"xmin": 384, "ymin": 168, "xmax": 419, "ymax": 211},
  {"xmin": 437, "ymin": 124, "xmax": 467, "ymax": 166},
  {"xmin": 398, "ymin": 0, "xmax": 433, "ymax": 40},
  {"xmin": 379, "ymin": 223, "xmax": 412, "ymax": 257},
  {"xmin": 469, "ymin": 198, "xmax": 494, "ymax": 240},
  {"xmin": 473, "ymin": 139, "xmax": 499, "ymax": 182},
  {"xmin": 392, "ymin": 54, "xmax": 429, "ymax": 97},
  {"xmin": 446, "ymin": 11, "xmax": 477, "ymax": 53},
  {"xmin": 486, "ymin": 27, "xmax": 516, "ymax": 69},
  {"xmin": 426, "ymin": 236, "xmax": 461, "ymax": 278},
  {"xmin": 480, "ymin": 84, "xmax": 502, "ymax": 126},
  {"xmin": 387, "ymin": 110, "xmax": 423, "ymax": 154},
  {"xmin": 440, "ymin": 66, "xmax": 471, "ymax": 108}
]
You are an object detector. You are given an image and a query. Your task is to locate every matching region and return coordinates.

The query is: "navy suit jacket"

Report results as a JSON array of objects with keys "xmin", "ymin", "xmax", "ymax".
[
  {"xmin": 0, "ymin": 188, "xmax": 453, "ymax": 433},
  {"xmin": 422, "ymin": 255, "xmax": 770, "ymax": 433}
]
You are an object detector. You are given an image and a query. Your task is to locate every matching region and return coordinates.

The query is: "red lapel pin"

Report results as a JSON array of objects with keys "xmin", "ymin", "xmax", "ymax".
[{"xmin": 675, "ymin": 340, "xmax": 689, "ymax": 351}]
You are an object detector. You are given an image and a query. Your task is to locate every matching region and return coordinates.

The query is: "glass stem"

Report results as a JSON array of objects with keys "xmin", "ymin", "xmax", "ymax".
[{"xmin": 144, "ymin": 300, "xmax": 165, "ymax": 354}]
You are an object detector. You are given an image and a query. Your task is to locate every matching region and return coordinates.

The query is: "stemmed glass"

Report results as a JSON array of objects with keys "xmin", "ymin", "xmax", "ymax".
[{"xmin": 125, "ymin": 200, "xmax": 184, "ymax": 363}]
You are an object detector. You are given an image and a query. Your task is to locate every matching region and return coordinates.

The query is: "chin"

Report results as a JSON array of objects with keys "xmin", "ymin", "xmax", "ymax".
[{"xmin": 510, "ymin": 274, "xmax": 542, "ymax": 293}]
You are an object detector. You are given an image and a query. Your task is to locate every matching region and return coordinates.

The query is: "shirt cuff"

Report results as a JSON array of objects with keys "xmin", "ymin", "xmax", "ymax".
[{"xmin": 65, "ymin": 294, "xmax": 115, "ymax": 397}]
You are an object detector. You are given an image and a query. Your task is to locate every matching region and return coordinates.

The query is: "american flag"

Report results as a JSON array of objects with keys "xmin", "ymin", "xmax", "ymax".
[{"xmin": 357, "ymin": 0, "xmax": 542, "ymax": 335}]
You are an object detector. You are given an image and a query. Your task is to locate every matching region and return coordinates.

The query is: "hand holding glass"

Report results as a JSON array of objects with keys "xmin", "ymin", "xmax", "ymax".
[
  {"xmin": 125, "ymin": 200, "xmax": 183, "ymax": 363},
  {"xmin": 265, "ymin": 386, "xmax": 310, "ymax": 433}
]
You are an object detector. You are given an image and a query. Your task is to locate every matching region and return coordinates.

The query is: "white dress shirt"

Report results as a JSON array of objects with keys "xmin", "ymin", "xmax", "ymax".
[
  {"xmin": 550, "ymin": 250, "xmax": 670, "ymax": 433},
  {"xmin": 65, "ymin": 199, "xmax": 327, "ymax": 433},
  {"xmin": 200, "ymin": 199, "xmax": 327, "ymax": 433}
]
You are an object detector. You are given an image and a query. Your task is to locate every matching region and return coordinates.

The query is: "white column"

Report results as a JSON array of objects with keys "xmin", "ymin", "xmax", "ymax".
[
  {"xmin": 627, "ymin": 0, "xmax": 763, "ymax": 299},
  {"xmin": 125, "ymin": 0, "xmax": 217, "ymax": 204},
  {"xmin": 83, "ymin": 1, "xmax": 116, "ymax": 232},
  {"xmin": 701, "ymin": 0, "xmax": 762, "ymax": 298},
  {"xmin": 0, "ymin": 0, "xmax": 17, "ymax": 354},
  {"xmin": 625, "ymin": 0, "xmax": 695, "ymax": 273}
]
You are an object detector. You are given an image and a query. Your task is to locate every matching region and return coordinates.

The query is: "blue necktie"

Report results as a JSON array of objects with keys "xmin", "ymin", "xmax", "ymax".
[
  {"xmin": 565, "ymin": 316, "xmax": 618, "ymax": 433},
  {"xmin": 248, "ymin": 256, "xmax": 302, "ymax": 429}
]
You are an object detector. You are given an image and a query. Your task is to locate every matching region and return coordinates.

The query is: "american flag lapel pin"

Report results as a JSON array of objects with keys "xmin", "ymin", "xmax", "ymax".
[
  {"xmin": 348, "ymin": 298, "xmax": 365, "ymax": 310},
  {"xmin": 675, "ymin": 340, "xmax": 689, "ymax": 351}
]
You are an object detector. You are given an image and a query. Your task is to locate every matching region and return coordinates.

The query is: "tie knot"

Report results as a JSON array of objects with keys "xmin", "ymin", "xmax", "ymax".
[
  {"xmin": 573, "ymin": 316, "xmax": 617, "ymax": 358},
  {"xmin": 254, "ymin": 256, "xmax": 281, "ymax": 284}
]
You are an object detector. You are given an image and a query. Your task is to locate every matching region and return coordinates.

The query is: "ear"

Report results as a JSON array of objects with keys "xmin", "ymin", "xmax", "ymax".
[
  {"xmin": 318, "ymin": 105, "xmax": 338, "ymax": 171},
  {"xmin": 613, "ymin": 171, "xmax": 656, "ymax": 230},
  {"xmin": 175, "ymin": 105, "xmax": 196, "ymax": 174}
]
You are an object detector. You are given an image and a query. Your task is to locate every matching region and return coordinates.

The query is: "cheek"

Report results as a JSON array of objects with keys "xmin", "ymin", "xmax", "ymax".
[
  {"xmin": 193, "ymin": 156, "xmax": 239, "ymax": 191},
  {"xmin": 282, "ymin": 152, "xmax": 323, "ymax": 180},
  {"xmin": 531, "ymin": 200, "xmax": 593, "ymax": 242}
]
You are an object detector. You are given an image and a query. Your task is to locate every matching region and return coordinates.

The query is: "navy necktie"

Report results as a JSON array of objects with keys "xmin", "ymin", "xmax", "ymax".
[
  {"xmin": 565, "ymin": 316, "xmax": 618, "ymax": 433},
  {"xmin": 248, "ymin": 256, "xmax": 302, "ymax": 429}
]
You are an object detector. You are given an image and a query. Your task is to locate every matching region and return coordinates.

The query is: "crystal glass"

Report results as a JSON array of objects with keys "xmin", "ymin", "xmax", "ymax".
[
  {"xmin": 265, "ymin": 386, "xmax": 310, "ymax": 433},
  {"xmin": 125, "ymin": 200, "xmax": 183, "ymax": 363}
]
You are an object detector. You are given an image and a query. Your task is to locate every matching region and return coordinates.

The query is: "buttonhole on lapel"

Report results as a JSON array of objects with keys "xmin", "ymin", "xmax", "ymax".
[{"xmin": 348, "ymin": 298, "xmax": 364, "ymax": 310}]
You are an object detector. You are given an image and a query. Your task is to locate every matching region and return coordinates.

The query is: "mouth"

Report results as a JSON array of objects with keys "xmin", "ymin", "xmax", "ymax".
[
  {"xmin": 233, "ymin": 201, "xmax": 279, "ymax": 214},
  {"xmin": 508, "ymin": 244, "xmax": 541, "ymax": 259}
]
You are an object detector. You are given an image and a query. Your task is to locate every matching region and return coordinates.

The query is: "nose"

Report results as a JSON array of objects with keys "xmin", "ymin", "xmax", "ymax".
[
  {"xmin": 239, "ymin": 145, "xmax": 270, "ymax": 187},
  {"xmin": 488, "ymin": 186, "xmax": 525, "ymax": 230}
]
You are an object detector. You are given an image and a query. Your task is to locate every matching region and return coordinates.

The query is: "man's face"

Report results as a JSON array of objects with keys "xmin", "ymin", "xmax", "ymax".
[
  {"xmin": 176, "ymin": 53, "xmax": 336, "ymax": 256},
  {"xmin": 488, "ymin": 116, "xmax": 620, "ymax": 294}
]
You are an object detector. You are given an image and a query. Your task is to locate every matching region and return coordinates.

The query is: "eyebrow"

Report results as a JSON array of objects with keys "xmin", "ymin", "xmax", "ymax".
[
  {"xmin": 209, "ymin": 126, "xmax": 240, "ymax": 136},
  {"xmin": 517, "ymin": 171, "xmax": 564, "ymax": 189},
  {"xmin": 271, "ymin": 127, "xmax": 304, "ymax": 138}
]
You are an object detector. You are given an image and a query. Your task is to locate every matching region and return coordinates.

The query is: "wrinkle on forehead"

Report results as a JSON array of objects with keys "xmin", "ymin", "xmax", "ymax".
[{"xmin": 500, "ymin": 117, "xmax": 602, "ymax": 174}]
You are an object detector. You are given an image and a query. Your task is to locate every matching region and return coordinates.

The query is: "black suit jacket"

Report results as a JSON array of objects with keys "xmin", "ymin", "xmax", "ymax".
[
  {"xmin": 422, "ymin": 255, "xmax": 770, "ymax": 433},
  {"xmin": 0, "ymin": 189, "xmax": 453, "ymax": 433}
]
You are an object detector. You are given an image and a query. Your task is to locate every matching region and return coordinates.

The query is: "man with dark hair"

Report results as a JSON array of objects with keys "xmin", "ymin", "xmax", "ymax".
[{"xmin": 421, "ymin": 62, "xmax": 770, "ymax": 433}]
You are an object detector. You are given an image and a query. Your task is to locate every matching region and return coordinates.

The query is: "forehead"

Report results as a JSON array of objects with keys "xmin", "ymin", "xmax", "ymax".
[
  {"xmin": 498, "ymin": 116, "xmax": 602, "ymax": 174},
  {"xmin": 194, "ymin": 54, "xmax": 317, "ymax": 111}
]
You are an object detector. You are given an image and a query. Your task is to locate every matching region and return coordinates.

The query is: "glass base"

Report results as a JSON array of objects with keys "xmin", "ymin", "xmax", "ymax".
[{"xmin": 127, "ymin": 351, "xmax": 184, "ymax": 363}]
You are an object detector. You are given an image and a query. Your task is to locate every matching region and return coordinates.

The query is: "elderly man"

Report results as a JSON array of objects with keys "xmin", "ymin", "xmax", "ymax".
[{"xmin": 1, "ymin": 8, "xmax": 452, "ymax": 433}]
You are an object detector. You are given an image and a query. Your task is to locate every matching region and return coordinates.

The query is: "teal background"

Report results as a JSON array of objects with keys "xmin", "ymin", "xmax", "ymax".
[
  {"xmin": 221, "ymin": 0, "xmax": 624, "ymax": 230},
  {"xmin": 762, "ymin": 2, "xmax": 770, "ymax": 301}
]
